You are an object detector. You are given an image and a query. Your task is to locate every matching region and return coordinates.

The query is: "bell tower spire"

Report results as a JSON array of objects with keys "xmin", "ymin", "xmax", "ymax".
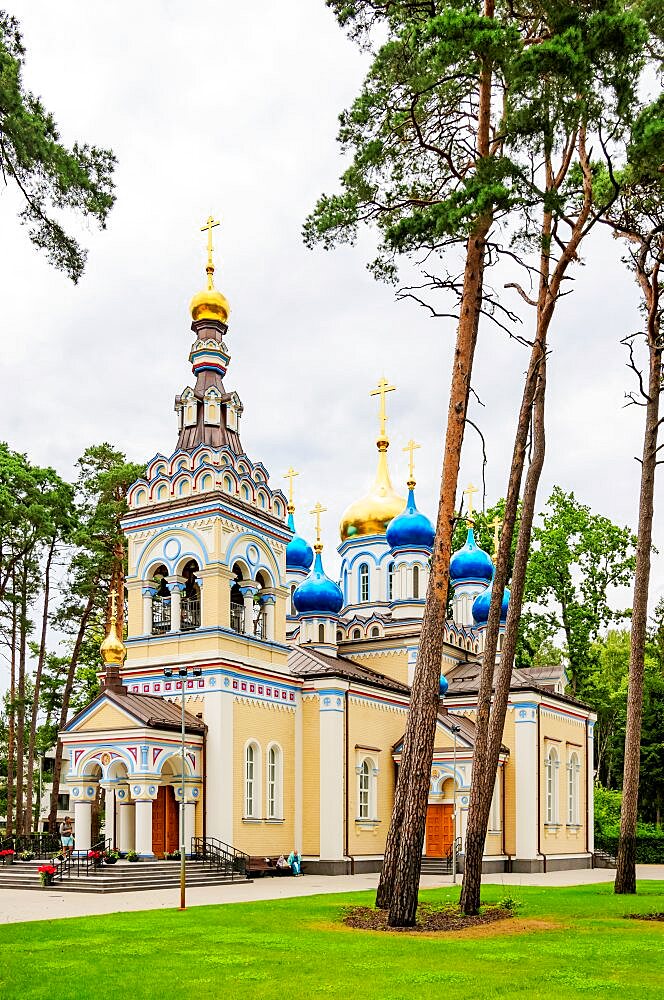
[{"xmin": 175, "ymin": 216, "xmax": 243, "ymax": 452}]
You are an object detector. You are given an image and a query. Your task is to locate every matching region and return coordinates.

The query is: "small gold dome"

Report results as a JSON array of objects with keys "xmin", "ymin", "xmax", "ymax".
[
  {"xmin": 100, "ymin": 620, "xmax": 126, "ymax": 667},
  {"xmin": 190, "ymin": 285, "xmax": 230, "ymax": 324},
  {"xmin": 340, "ymin": 439, "xmax": 406, "ymax": 541}
]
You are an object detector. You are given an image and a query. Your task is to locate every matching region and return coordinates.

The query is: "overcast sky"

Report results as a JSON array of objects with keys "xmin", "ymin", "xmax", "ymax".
[{"xmin": 2, "ymin": 1, "xmax": 661, "ymax": 618}]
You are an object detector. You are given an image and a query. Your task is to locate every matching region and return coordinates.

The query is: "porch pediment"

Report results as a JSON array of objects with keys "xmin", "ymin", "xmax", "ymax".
[
  {"xmin": 63, "ymin": 687, "xmax": 206, "ymax": 736},
  {"xmin": 392, "ymin": 713, "xmax": 476, "ymax": 757}
]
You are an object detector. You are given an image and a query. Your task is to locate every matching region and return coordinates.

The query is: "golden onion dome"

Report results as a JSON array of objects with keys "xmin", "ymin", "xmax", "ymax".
[
  {"xmin": 340, "ymin": 438, "xmax": 406, "ymax": 541},
  {"xmin": 190, "ymin": 215, "xmax": 230, "ymax": 323},
  {"xmin": 100, "ymin": 616, "xmax": 126, "ymax": 667}
]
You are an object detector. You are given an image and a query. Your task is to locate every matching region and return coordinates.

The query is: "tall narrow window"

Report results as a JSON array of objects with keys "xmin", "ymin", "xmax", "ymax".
[
  {"xmin": 359, "ymin": 760, "xmax": 370, "ymax": 819},
  {"xmin": 412, "ymin": 564, "xmax": 420, "ymax": 599},
  {"xmin": 545, "ymin": 747, "xmax": 559, "ymax": 824},
  {"xmin": 245, "ymin": 744, "xmax": 255, "ymax": 817},
  {"xmin": 290, "ymin": 584, "xmax": 296, "ymax": 616},
  {"xmin": 318, "ymin": 623, "xmax": 325, "ymax": 643},
  {"xmin": 567, "ymin": 751, "xmax": 580, "ymax": 824},
  {"xmin": 267, "ymin": 745, "xmax": 281, "ymax": 819},
  {"xmin": 387, "ymin": 561, "xmax": 395, "ymax": 600},
  {"xmin": 359, "ymin": 563, "xmax": 369, "ymax": 602}
]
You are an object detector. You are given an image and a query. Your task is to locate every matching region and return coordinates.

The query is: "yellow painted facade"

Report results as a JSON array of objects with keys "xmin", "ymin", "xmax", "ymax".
[
  {"xmin": 540, "ymin": 705, "xmax": 589, "ymax": 855},
  {"xmin": 301, "ymin": 697, "xmax": 320, "ymax": 857}
]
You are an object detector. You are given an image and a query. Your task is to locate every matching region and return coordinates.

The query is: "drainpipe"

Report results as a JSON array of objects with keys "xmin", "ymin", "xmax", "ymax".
[
  {"xmin": 202, "ymin": 727, "xmax": 207, "ymax": 845},
  {"xmin": 536, "ymin": 705, "xmax": 546, "ymax": 873},
  {"xmin": 585, "ymin": 718, "xmax": 590, "ymax": 861},
  {"xmin": 344, "ymin": 689, "xmax": 354, "ymax": 874}
]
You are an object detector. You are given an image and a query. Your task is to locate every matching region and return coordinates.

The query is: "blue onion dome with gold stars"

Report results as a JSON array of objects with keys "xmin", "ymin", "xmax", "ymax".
[
  {"xmin": 472, "ymin": 576, "xmax": 510, "ymax": 625},
  {"xmin": 293, "ymin": 503, "xmax": 343, "ymax": 615},
  {"xmin": 286, "ymin": 510, "xmax": 314, "ymax": 572},
  {"xmin": 386, "ymin": 451, "xmax": 435, "ymax": 554},
  {"xmin": 449, "ymin": 525, "xmax": 493, "ymax": 586},
  {"xmin": 283, "ymin": 469, "xmax": 314, "ymax": 573}
]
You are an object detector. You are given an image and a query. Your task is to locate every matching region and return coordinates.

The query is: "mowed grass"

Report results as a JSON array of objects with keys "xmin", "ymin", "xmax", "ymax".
[{"xmin": 1, "ymin": 882, "xmax": 663, "ymax": 1000}]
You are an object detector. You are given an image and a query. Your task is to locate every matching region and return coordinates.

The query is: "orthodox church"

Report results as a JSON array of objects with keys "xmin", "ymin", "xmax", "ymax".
[{"xmin": 61, "ymin": 222, "xmax": 596, "ymax": 874}]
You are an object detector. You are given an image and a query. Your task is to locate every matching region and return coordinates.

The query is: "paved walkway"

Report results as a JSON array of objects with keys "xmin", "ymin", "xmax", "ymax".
[{"xmin": 0, "ymin": 866, "xmax": 662, "ymax": 926}]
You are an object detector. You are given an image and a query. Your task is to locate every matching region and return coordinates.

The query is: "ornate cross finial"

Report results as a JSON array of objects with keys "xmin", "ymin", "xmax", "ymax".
[
  {"xmin": 463, "ymin": 482, "xmax": 479, "ymax": 522},
  {"xmin": 310, "ymin": 501, "xmax": 327, "ymax": 549},
  {"xmin": 200, "ymin": 215, "xmax": 220, "ymax": 288},
  {"xmin": 284, "ymin": 467, "xmax": 299, "ymax": 510},
  {"xmin": 403, "ymin": 439, "xmax": 420, "ymax": 487},
  {"xmin": 370, "ymin": 377, "xmax": 396, "ymax": 440},
  {"xmin": 109, "ymin": 588, "xmax": 118, "ymax": 624},
  {"xmin": 490, "ymin": 515, "xmax": 503, "ymax": 553}
]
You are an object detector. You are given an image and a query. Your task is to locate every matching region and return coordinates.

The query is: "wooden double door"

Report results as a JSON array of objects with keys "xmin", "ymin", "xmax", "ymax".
[
  {"xmin": 152, "ymin": 785, "xmax": 179, "ymax": 857},
  {"xmin": 425, "ymin": 804, "xmax": 454, "ymax": 857}
]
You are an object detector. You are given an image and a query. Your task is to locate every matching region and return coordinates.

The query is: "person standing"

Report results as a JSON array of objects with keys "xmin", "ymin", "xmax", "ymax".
[{"xmin": 60, "ymin": 816, "xmax": 74, "ymax": 856}]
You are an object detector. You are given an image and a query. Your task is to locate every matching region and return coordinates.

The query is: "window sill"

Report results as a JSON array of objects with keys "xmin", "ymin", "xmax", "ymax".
[
  {"xmin": 566, "ymin": 823, "xmax": 582, "ymax": 830},
  {"xmin": 487, "ymin": 829, "xmax": 502, "ymax": 835},
  {"xmin": 355, "ymin": 819, "xmax": 380, "ymax": 828},
  {"xmin": 242, "ymin": 817, "xmax": 262, "ymax": 824},
  {"xmin": 264, "ymin": 818, "xmax": 285, "ymax": 824},
  {"xmin": 544, "ymin": 823, "xmax": 562, "ymax": 830}
]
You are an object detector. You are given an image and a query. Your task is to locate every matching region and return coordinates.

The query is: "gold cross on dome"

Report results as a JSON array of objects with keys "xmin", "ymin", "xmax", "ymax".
[
  {"xmin": 310, "ymin": 502, "xmax": 327, "ymax": 546},
  {"xmin": 109, "ymin": 588, "xmax": 118, "ymax": 623},
  {"xmin": 463, "ymin": 482, "xmax": 479, "ymax": 519},
  {"xmin": 403, "ymin": 439, "xmax": 420, "ymax": 484},
  {"xmin": 370, "ymin": 377, "xmax": 396, "ymax": 439},
  {"xmin": 490, "ymin": 515, "xmax": 503, "ymax": 553},
  {"xmin": 200, "ymin": 215, "xmax": 220, "ymax": 284},
  {"xmin": 283, "ymin": 467, "xmax": 299, "ymax": 508}
]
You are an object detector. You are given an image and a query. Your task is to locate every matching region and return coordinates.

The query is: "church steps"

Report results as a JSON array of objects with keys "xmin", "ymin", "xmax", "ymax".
[{"xmin": 0, "ymin": 860, "xmax": 250, "ymax": 894}]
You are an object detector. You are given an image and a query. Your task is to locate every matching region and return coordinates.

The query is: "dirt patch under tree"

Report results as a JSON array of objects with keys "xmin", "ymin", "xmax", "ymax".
[{"xmin": 342, "ymin": 902, "xmax": 513, "ymax": 933}]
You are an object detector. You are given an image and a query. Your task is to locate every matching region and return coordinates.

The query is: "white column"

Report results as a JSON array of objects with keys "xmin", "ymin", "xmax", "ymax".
[
  {"xmin": 102, "ymin": 786, "xmax": 116, "ymax": 848},
  {"xmin": 295, "ymin": 692, "xmax": 303, "ymax": 853},
  {"xmin": 134, "ymin": 798, "xmax": 155, "ymax": 857},
  {"xmin": 205, "ymin": 691, "xmax": 234, "ymax": 844},
  {"xmin": 587, "ymin": 720, "xmax": 595, "ymax": 854},
  {"xmin": 118, "ymin": 797, "xmax": 135, "ymax": 853},
  {"xmin": 240, "ymin": 586, "xmax": 256, "ymax": 636},
  {"xmin": 316, "ymin": 680, "xmax": 348, "ymax": 861},
  {"xmin": 142, "ymin": 587, "xmax": 156, "ymax": 634},
  {"xmin": 513, "ymin": 697, "xmax": 540, "ymax": 866},
  {"xmin": 168, "ymin": 580, "xmax": 183, "ymax": 632},
  {"xmin": 73, "ymin": 798, "xmax": 92, "ymax": 853},
  {"xmin": 184, "ymin": 802, "xmax": 196, "ymax": 855},
  {"xmin": 262, "ymin": 596, "xmax": 276, "ymax": 641}
]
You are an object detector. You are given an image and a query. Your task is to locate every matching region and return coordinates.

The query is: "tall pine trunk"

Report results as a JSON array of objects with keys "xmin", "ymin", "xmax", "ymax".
[
  {"xmin": 377, "ymin": 0, "xmax": 496, "ymax": 926},
  {"xmin": 6, "ymin": 568, "xmax": 17, "ymax": 835},
  {"xmin": 25, "ymin": 537, "xmax": 55, "ymax": 833},
  {"xmin": 48, "ymin": 590, "xmax": 97, "ymax": 833},
  {"xmin": 15, "ymin": 561, "xmax": 28, "ymax": 834},
  {"xmin": 615, "ymin": 266, "xmax": 662, "ymax": 894}
]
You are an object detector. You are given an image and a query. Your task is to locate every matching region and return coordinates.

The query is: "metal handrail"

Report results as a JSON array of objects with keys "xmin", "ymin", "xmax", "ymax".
[
  {"xmin": 181, "ymin": 596, "xmax": 201, "ymax": 631},
  {"xmin": 152, "ymin": 596, "xmax": 171, "ymax": 634},
  {"xmin": 191, "ymin": 836, "xmax": 249, "ymax": 878},
  {"xmin": 1, "ymin": 832, "xmax": 61, "ymax": 858},
  {"xmin": 230, "ymin": 603, "xmax": 245, "ymax": 634},
  {"xmin": 53, "ymin": 836, "xmax": 111, "ymax": 882}
]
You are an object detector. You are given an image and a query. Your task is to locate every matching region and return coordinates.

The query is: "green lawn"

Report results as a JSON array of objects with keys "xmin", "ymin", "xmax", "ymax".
[{"xmin": 1, "ymin": 882, "xmax": 663, "ymax": 999}]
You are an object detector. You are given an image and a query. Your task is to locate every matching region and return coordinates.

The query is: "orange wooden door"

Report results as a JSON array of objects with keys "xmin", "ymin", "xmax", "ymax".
[
  {"xmin": 166, "ymin": 787, "xmax": 179, "ymax": 854},
  {"xmin": 152, "ymin": 786, "xmax": 166, "ymax": 856},
  {"xmin": 441, "ymin": 804, "xmax": 454, "ymax": 855},
  {"xmin": 426, "ymin": 805, "xmax": 444, "ymax": 856}
]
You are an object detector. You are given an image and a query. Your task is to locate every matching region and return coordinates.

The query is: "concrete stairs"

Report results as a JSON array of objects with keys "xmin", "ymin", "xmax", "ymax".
[
  {"xmin": 420, "ymin": 857, "xmax": 454, "ymax": 876},
  {"xmin": 0, "ymin": 859, "xmax": 250, "ymax": 894}
]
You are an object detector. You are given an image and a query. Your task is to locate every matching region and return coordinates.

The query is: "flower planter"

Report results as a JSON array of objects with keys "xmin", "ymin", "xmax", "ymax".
[
  {"xmin": 40, "ymin": 874, "xmax": 54, "ymax": 887},
  {"xmin": 103, "ymin": 857, "xmax": 118, "ymax": 866}
]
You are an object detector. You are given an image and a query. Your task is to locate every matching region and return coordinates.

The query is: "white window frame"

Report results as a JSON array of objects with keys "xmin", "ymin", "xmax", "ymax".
[
  {"xmin": 244, "ymin": 740, "xmax": 261, "ymax": 819},
  {"xmin": 489, "ymin": 770, "xmax": 501, "ymax": 832},
  {"xmin": 359, "ymin": 563, "xmax": 369, "ymax": 603},
  {"xmin": 356, "ymin": 754, "xmax": 378, "ymax": 822},
  {"xmin": 266, "ymin": 742, "xmax": 283, "ymax": 820},
  {"xmin": 545, "ymin": 746, "xmax": 559, "ymax": 825},
  {"xmin": 567, "ymin": 751, "xmax": 580, "ymax": 825},
  {"xmin": 386, "ymin": 561, "xmax": 394, "ymax": 601},
  {"xmin": 412, "ymin": 564, "xmax": 420, "ymax": 599}
]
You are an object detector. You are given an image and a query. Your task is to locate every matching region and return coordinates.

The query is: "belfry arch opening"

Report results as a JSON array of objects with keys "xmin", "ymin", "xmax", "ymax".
[
  {"xmin": 152, "ymin": 564, "xmax": 171, "ymax": 634},
  {"xmin": 181, "ymin": 559, "xmax": 201, "ymax": 631}
]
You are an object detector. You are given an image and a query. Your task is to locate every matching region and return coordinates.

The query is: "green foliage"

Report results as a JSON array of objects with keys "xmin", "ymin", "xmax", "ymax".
[
  {"xmin": 0, "ymin": 11, "xmax": 116, "ymax": 280},
  {"xmin": 520, "ymin": 487, "xmax": 637, "ymax": 692},
  {"xmin": 595, "ymin": 784, "xmax": 624, "ymax": 836},
  {"xmin": 595, "ymin": 831, "xmax": 664, "ymax": 863}
]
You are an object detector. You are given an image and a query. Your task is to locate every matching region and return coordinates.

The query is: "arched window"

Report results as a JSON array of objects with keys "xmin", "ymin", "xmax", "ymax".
[
  {"xmin": 318, "ymin": 623, "xmax": 325, "ymax": 643},
  {"xmin": 245, "ymin": 742, "xmax": 260, "ymax": 817},
  {"xmin": 266, "ymin": 744, "xmax": 282, "ymax": 820},
  {"xmin": 359, "ymin": 563, "xmax": 369, "ymax": 602},
  {"xmin": 230, "ymin": 564, "xmax": 245, "ymax": 634},
  {"xmin": 290, "ymin": 584, "xmax": 296, "ymax": 616},
  {"xmin": 352, "ymin": 628, "xmax": 361, "ymax": 640},
  {"xmin": 181, "ymin": 559, "xmax": 201, "ymax": 631},
  {"xmin": 359, "ymin": 760, "xmax": 370, "ymax": 819},
  {"xmin": 370, "ymin": 626, "xmax": 380, "ymax": 638},
  {"xmin": 545, "ymin": 746, "xmax": 559, "ymax": 824},
  {"xmin": 151, "ymin": 564, "xmax": 171, "ymax": 634},
  {"xmin": 336, "ymin": 630, "xmax": 343, "ymax": 642},
  {"xmin": 343, "ymin": 568, "xmax": 348, "ymax": 603},
  {"xmin": 412, "ymin": 564, "xmax": 420, "ymax": 599},
  {"xmin": 567, "ymin": 751, "xmax": 580, "ymax": 825},
  {"xmin": 387, "ymin": 561, "xmax": 395, "ymax": 600},
  {"xmin": 357, "ymin": 756, "xmax": 378, "ymax": 821}
]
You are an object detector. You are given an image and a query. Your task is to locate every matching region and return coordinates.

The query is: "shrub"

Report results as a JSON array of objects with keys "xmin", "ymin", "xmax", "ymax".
[{"xmin": 595, "ymin": 832, "xmax": 664, "ymax": 863}]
